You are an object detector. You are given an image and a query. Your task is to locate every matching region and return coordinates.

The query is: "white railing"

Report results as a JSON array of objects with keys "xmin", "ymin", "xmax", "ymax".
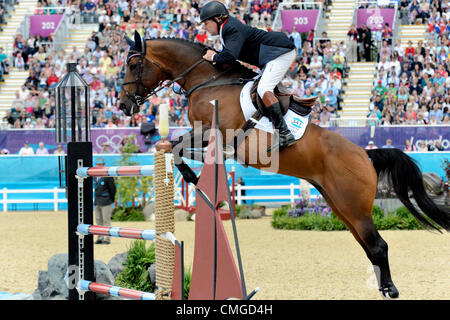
[
  {"xmin": 1, "ymin": 187, "xmax": 66, "ymax": 212},
  {"xmin": 0, "ymin": 183, "xmax": 317, "ymax": 212},
  {"xmin": 235, "ymin": 184, "xmax": 317, "ymax": 206},
  {"xmin": 329, "ymin": 117, "xmax": 370, "ymax": 127}
]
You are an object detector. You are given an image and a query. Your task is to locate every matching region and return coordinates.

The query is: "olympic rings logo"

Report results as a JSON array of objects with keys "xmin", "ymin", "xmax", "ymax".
[{"xmin": 95, "ymin": 134, "xmax": 138, "ymax": 153}]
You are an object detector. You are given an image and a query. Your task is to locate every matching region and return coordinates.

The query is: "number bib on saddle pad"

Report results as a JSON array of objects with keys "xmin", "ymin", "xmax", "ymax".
[{"xmin": 239, "ymin": 81, "xmax": 310, "ymax": 140}]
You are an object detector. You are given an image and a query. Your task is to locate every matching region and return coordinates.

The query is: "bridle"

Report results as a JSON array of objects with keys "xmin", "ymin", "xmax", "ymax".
[{"xmin": 122, "ymin": 49, "xmax": 206, "ymax": 114}]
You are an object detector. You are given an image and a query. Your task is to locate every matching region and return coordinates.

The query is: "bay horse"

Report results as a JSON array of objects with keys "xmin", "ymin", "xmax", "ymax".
[{"xmin": 118, "ymin": 32, "xmax": 450, "ymax": 299}]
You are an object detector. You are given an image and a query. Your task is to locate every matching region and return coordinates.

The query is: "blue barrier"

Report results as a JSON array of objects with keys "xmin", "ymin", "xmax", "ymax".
[{"xmin": 0, "ymin": 152, "xmax": 448, "ymax": 211}]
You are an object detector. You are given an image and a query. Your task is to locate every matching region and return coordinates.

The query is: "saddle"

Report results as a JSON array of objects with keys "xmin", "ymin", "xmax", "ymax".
[
  {"xmin": 226, "ymin": 78, "xmax": 316, "ymax": 159},
  {"xmin": 249, "ymin": 80, "xmax": 316, "ymax": 118}
]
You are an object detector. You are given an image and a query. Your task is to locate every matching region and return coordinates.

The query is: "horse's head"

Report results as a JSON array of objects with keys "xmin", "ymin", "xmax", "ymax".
[{"xmin": 119, "ymin": 30, "xmax": 167, "ymax": 116}]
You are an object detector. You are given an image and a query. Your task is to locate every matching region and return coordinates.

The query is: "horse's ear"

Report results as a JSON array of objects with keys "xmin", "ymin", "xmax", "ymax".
[
  {"xmin": 125, "ymin": 37, "xmax": 135, "ymax": 48},
  {"xmin": 134, "ymin": 30, "xmax": 144, "ymax": 53}
]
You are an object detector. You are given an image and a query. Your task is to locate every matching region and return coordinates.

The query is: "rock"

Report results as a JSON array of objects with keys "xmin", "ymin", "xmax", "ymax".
[
  {"xmin": 33, "ymin": 253, "xmax": 117, "ymax": 300},
  {"xmin": 143, "ymin": 203, "xmax": 155, "ymax": 221},
  {"xmin": 174, "ymin": 209, "xmax": 189, "ymax": 222},
  {"xmin": 249, "ymin": 209, "xmax": 262, "ymax": 219},
  {"xmin": 94, "ymin": 259, "xmax": 115, "ymax": 285},
  {"xmin": 148, "ymin": 264, "xmax": 156, "ymax": 285},
  {"xmin": 254, "ymin": 206, "xmax": 266, "ymax": 216},
  {"xmin": 107, "ymin": 251, "xmax": 128, "ymax": 279},
  {"xmin": 423, "ymin": 172, "xmax": 444, "ymax": 195},
  {"xmin": 34, "ymin": 253, "xmax": 69, "ymax": 300}
]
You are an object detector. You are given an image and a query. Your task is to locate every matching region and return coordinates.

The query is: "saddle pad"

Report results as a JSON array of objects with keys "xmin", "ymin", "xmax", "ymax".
[{"xmin": 239, "ymin": 81, "xmax": 309, "ymax": 140}]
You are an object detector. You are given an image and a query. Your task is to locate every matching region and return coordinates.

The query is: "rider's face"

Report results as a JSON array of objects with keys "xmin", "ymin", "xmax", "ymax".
[{"xmin": 204, "ymin": 19, "xmax": 218, "ymax": 36}]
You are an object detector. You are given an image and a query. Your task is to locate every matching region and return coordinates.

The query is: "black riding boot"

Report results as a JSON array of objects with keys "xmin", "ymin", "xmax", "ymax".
[{"xmin": 267, "ymin": 102, "xmax": 296, "ymax": 153}]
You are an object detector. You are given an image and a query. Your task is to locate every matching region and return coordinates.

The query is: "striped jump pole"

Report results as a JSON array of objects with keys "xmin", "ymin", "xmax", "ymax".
[
  {"xmin": 76, "ymin": 224, "xmax": 177, "ymax": 244},
  {"xmin": 78, "ymin": 280, "xmax": 155, "ymax": 300},
  {"xmin": 76, "ymin": 165, "xmax": 155, "ymax": 178}
]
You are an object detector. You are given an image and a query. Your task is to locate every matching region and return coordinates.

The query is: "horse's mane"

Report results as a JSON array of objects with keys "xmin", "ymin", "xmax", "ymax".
[
  {"xmin": 146, "ymin": 37, "xmax": 258, "ymax": 78},
  {"xmin": 147, "ymin": 36, "xmax": 214, "ymax": 54}
]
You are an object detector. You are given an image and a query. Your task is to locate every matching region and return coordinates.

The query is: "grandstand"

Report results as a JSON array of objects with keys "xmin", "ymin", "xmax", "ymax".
[{"xmin": 0, "ymin": 0, "xmax": 447, "ymax": 146}]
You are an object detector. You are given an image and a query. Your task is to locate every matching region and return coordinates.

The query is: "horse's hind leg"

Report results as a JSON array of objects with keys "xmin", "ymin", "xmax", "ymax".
[
  {"xmin": 318, "ymin": 174, "xmax": 399, "ymax": 299},
  {"xmin": 355, "ymin": 218, "xmax": 399, "ymax": 299}
]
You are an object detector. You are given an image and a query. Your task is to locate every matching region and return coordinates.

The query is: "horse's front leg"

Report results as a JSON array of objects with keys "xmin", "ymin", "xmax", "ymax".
[{"xmin": 171, "ymin": 125, "xmax": 210, "ymax": 185}]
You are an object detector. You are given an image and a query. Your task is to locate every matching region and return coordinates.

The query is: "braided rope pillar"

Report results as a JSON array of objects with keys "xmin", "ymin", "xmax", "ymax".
[{"xmin": 153, "ymin": 146, "xmax": 175, "ymax": 300}]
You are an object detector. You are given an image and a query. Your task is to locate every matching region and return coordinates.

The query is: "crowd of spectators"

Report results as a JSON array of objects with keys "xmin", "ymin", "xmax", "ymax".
[
  {"xmin": 367, "ymin": 0, "xmax": 450, "ymax": 125},
  {"xmin": 280, "ymin": 28, "xmax": 347, "ymax": 126},
  {"xmin": 2, "ymin": 0, "xmax": 345, "ymax": 130},
  {"xmin": 0, "ymin": 0, "xmax": 17, "ymax": 82},
  {"xmin": 365, "ymin": 137, "xmax": 445, "ymax": 152},
  {"xmin": 1, "ymin": 0, "xmax": 449, "ymax": 134}
]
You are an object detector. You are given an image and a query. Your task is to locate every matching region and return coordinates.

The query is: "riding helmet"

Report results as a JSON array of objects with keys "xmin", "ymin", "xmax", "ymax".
[{"xmin": 200, "ymin": 1, "xmax": 229, "ymax": 22}]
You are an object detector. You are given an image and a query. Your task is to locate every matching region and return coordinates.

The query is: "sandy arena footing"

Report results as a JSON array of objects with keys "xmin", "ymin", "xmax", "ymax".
[{"xmin": 0, "ymin": 211, "xmax": 449, "ymax": 300}]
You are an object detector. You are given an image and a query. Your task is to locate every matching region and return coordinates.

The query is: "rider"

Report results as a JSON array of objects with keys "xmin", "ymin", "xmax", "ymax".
[{"xmin": 200, "ymin": 1, "xmax": 297, "ymax": 152}]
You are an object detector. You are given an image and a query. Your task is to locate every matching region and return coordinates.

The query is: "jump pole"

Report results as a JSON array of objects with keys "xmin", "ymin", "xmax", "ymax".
[{"xmin": 68, "ymin": 103, "xmax": 183, "ymax": 300}]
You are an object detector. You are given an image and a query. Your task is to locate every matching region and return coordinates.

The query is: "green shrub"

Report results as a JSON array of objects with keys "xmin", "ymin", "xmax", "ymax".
[
  {"xmin": 116, "ymin": 240, "xmax": 156, "ymax": 292},
  {"xmin": 234, "ymin": 204, "xmax": 263, "ymax": 219},
  {"xmin": 272, "ymin": 203, "xmax": 425, "ymax": 231},
  {"xmin": 271, "ymin": 210, "xmax": 346, "ymax": 231},
  {"xmin": 372, "ymin": 205, "xmax": 385, "ymax": 220},
  {"xmin": 115, "ymin": 240, "xmax": 192, "ymax": 298},
  {"xmin": 111, "ymin": 206, "xmax": 145, "ymax": 221},
  {"xmin": 394, "ymin": 206, "xmax": 411, "ymax": 219},
  {"xmin": 114, "ymin": 134, "xmax": 153, "ymax": 218},
  {"xmin": 183, "ymin": 266, "xmax": 191, "ymax": 300}
]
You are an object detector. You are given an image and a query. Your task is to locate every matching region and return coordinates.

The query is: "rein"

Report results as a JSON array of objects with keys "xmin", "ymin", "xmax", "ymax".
[
  {"xmin": 122, "ymin": 51, "xmax": 206, "ymax": 109},
  {"xmin": 122, "ymin": 49, "xmax": 251, "ymax": 108}
]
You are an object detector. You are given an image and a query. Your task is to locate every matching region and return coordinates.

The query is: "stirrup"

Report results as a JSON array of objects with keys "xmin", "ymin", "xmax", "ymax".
[{"xmin": 267, "ymin": 132, "xmax": 296, "ymax": 153}]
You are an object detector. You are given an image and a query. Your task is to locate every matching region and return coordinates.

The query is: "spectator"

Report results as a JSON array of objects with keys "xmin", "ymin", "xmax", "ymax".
[
  {"xmin": 428, "ymin": 140, "xmax": 445, "ymax": 151},
  {"xmin": 382, "ymin": 138, "xmax": 395, "ymax": 148},
  {"xmin": 372, "ymin": 80, "xmax": 387, "ymax": 100},
  {"xmin": 357, "ymin": 23, "xmax": 372, "ymax": 62},
  {"xmin": 381, "ymin": 23, "xmax": 393, "ymax": 45},
  {"xmin": 404, "ymin": 41, "xmax": 415, "ymax": 58},
  {"xmin": 417, "ymin": 140, "xmax": 428, "ymax": 152},
  {"xmin": 93, "ymin": 157, "xmax": 116, "ymax": 245},
  {"xmin": 235, "ymin": 177, "xmax": 246, "ymax": 204},
  {"xmin": 53, "ymin": 144, "xmax": 65, "ymax": 155},
  {"xmin": 347, "ymin": 24, "xmax": 358, "ymax": 63},
  {"xmin": 403, "ymin": 139, "xmax": 417, "ymax": 152},
  {"xmin": 429, "ymin": 103, "xmax": 444, "ymax": 122},
  {"xmin": 365, "ymin": 141, "xmax": 378, "ymax": 149},
  {"xmin": 82, "ymin": 0, "xmax": 97, "ymax": 23},
  {"xmin": 18, "ymin": 141, "xmax": 34, "ymax": 155},
  {"xmin": 35, "ymin": 142, "xmax": 49, "ymax": 155},
  {"xmin": 99, "ymin": 142, "xmax": 111, "ymax": 154},
  {"xmin": 14, "ymin": 52, "xmax": 25, "ymax": 70},
  {"xmin": 324, "ymin": 89, "xmax": 337, "ymax": 110},
  {"xmin": 289, "ymin": 26, "xmax": 302, "ymax": 54},
  {"xmin": 319, "ymin": 106, "xmax": 331, "ymax": 126}
]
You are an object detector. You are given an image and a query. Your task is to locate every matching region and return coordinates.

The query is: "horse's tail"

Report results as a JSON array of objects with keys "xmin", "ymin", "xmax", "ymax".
[{"xmin": 366, "ymin": 148, "xmax": 450, "ymax": 232}]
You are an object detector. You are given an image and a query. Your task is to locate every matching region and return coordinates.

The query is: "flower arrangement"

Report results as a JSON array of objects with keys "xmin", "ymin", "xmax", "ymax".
[{"xmin": 288, "ymin": 198, "xmax": 332, "ymax": 218}]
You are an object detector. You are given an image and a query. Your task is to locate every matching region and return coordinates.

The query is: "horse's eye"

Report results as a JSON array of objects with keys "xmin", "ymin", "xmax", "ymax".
[{"xmin": 130, "ymin": 64, "xmax": 137, "ymax": 71}]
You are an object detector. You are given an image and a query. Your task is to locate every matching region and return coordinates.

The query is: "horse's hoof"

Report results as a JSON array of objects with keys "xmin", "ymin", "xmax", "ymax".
[
  {"xmin": 184, "ymin": 172, "xmax": 199, "ymax": 185},
  {"xmin": 379, "ymin": 284, "xmax": 399, "ymax": 300}
]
